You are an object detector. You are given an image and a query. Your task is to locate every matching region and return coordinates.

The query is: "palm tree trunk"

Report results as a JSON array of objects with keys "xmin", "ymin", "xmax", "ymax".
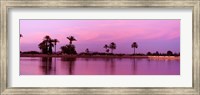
[
  {"xmin": 55, "ymin": 45, "xmax": 56, "ymax": 54},
  {"xmin": 134, "ymin": 48, "xmax": 135, "ymax": 55},
  {"xmin": 70, "ymin": 41, "xmax": 72, "ymax": 45},
  {"xmin": 45, "ymin": 42, "xmax": 48, "ymax": 54}
]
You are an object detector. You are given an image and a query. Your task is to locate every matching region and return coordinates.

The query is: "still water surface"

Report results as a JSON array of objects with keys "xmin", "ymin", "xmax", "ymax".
[{"xmin": 20, "ymin": 57, "xmax": 180, "ymax": 75}]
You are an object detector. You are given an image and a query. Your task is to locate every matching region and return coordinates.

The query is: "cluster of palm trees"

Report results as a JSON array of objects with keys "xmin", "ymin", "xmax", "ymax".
[
  {"xmin": 38, "ymin": 35, "xmax": 59, "ymax": 54},
  {"xmin": 60, "ymin": 36, "xmax": 77, "ymax": 54},
  {"xmin": 104, "ymin": 42, "xmax": 138, "ymax": 55},
  {"xmin": 21, "ymin": 34, "xmax": 59, "ymax": 54},
  {"xmin": 36, "ymin": 35, "xmax": 77, "ymax": 54},
  {"xmin": 103, "ymin": 42, "xmax": 138, "ymax": 54},
  {"xmin": 21, "ymin": 34, "xmax": 139, "ymax": 55},
  {"xmin": 104, "ymin": 42, "xmax": 116, "ymax": 54}
]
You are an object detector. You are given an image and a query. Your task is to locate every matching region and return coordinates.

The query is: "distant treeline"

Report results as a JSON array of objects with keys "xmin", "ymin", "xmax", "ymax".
[
  {"xmin": 79, "ymin": 50, "xmax": 180, "ymax": 56},
  {"xmin": 21, "ymin": 51, "xmax": 40, "ymax": 54},
  {"xmin": 21, "ymin": 50, "xmax": 180, "ymax": 56},
  {"xmin": 20, "ymin": 34, "xmax": 179, "ymax": 56}
]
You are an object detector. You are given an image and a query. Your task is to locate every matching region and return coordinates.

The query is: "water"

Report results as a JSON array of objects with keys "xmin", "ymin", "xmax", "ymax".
[{"xmin": 20, "ymin": 57, "xmax": 180, "ymax": 75}]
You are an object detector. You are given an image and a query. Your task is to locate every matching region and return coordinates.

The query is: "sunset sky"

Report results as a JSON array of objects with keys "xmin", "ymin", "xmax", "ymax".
[{"xmin": 20, "ymin": 20, "xmax": 180, "ymax": 54}]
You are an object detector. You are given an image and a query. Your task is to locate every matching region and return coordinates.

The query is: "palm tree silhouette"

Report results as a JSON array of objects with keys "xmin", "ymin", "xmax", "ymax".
[
  {"xmin": 67, "ymin": 36, "xmax": 76, "ymax": 45},
  {"xmin": 20, "ymin": 34, "xmax": 23, "ymax": 53},
  {"xmin": 38, "ymin": 40, "xmax": 46, "ymax": 53},
  {"xmin": 48, "ymin": 41, "xmax": 54, "ymax": 54},
  {"xmin": 104, "ymin": 44, "xmax": 109, "ymax": 53},
  {"xmin": 44, "ymin": 35, "xmax": 51, "ymax": 54},
  {"xmin": 109, "ymin": 42, "xmax": 116, "ymax": 54},
  {"xmin": 44, "ymin": 35, "xmax": 50, "ymax": 48},
  {"xmin": 52, "ymin": 39, "xmax": 59, "ymax": 54},
  {"xmin": 38, "ymin": 35, "xmax": 55, "ymax": 54},
  {"xmin": 44, "ymin": 35, "xmax": 51, "ymax": 41},
  {"xmin": 131, "ymin": 42, "xmax": 138, "ymax": 55},
  {"xmin": 85, "ymin": 48, "xmax": 89, "ymax": 54},
  {"xmin": 20, "ymin": 34, "xmax": 23, "ymax": 38}
]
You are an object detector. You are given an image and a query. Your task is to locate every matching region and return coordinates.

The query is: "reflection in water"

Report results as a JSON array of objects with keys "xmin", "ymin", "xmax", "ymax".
[
  {"xmin": 110, "ymin": 58, "xmax": 115, "ymax": 74},
  {"xmin": 40, "ymin": 57, "xmax": 52, "ymax": 75},
  {"xmin": 103, "ymin": 58, "xmax": 116, "ymax": 75},
  {"xmin": 20, "ymin": 57, "xmax": 180, "ymax": 75},
  {"xmin": 61, "ymin": 57, "xmax": 76, "ymax": 75},
  {"xmin": 53, "ymin": 57, "xmax": 56, "ymax": 74},
  {"xmin": 132, "ymin": 58, "xmax": 136, "ymax": 74}
]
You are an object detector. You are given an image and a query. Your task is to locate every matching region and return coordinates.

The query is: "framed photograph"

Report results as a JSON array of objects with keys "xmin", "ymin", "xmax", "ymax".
[{"xmin": 1, "ymin": 0, "xmax": 199, "ymax": 95}]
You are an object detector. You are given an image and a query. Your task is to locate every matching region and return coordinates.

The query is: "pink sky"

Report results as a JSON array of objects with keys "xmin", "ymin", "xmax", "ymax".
[{"xmin": 20, "ymin": 20, "xmax": 180, "ymax": 54}]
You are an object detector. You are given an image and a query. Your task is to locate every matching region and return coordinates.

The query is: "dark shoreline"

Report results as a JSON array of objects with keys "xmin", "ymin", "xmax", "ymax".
[{"xmin": 20, "ymin": 54, "xmax": 180, "ymax": 60}]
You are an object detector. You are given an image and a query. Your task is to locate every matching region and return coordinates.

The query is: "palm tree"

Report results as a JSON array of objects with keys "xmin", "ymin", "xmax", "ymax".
[
  {"xmin": 38, "ymin": 40, "xmax": 47, "ymax": 54},
  {"xmin": 67, "ymin": 36, "xmax": 76, "ymax": 45},
  {"xmin": 85, "ymin": 48, "xmax": 89, "ymax": 54},
  {"xmin": 52, "ymin": 39, "xmax": 59, "ymax": 54},
  {"xmin": 20, "ymin": 34, "xmax": 23, "ymax": 53},
  {"xmin": 20, "ymin": 34, "xmax": 23, "ymax": 38},
  {"xmin": 38, "ymin": 35, "xmax": 55, "ymax": 54},
  {"xmin": 48, "ymin": 42, "xmax": 54, "ymax": 54},
  {"xmin": 44, "ymin": 35, "xmax": 51, "ymax": 52},
  {"xmin": 44, "ymin": 35, "xmax": 51, "ymax": 41},
  {"xmin": 131, "ymin": 42, "xmax": 138, "ymax": 55},
  {"xmin": 104, "ymin": 44, "xmax": 109, "ymax": 53},
  {"xmin": 109, "ymin": 42, "xmax": 116, "ymax": 54}
]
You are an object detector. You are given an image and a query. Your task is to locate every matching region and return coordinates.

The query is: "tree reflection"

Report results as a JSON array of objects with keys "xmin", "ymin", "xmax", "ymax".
[
  {"xmin": 102, "ymin": 58, "xmax": 115, "ymax": 75},
  {"xmin": 132, "ymin": 58, "xmax": 136, "ymax": 74},
  {"xmin": 40, "ymin": 57, "xmax": 53, "ymax": 75},
  {"xmin": 84, "ymin": 57, "xmax": 89, "ymax": 62},
  {"xmin": 110, "ymin": 58, "xmax": 115, "ymax": 74},
  {"xmin": 104, "ymin": 58, "xmax": 110, "ymax": 73},
  {"xmin": 53, "ymin": 57, "xmax": 57, "ymax": 74},
  {"xmin": 61, "ymin": 57, "xmax": 76, "ymax": 75}
]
